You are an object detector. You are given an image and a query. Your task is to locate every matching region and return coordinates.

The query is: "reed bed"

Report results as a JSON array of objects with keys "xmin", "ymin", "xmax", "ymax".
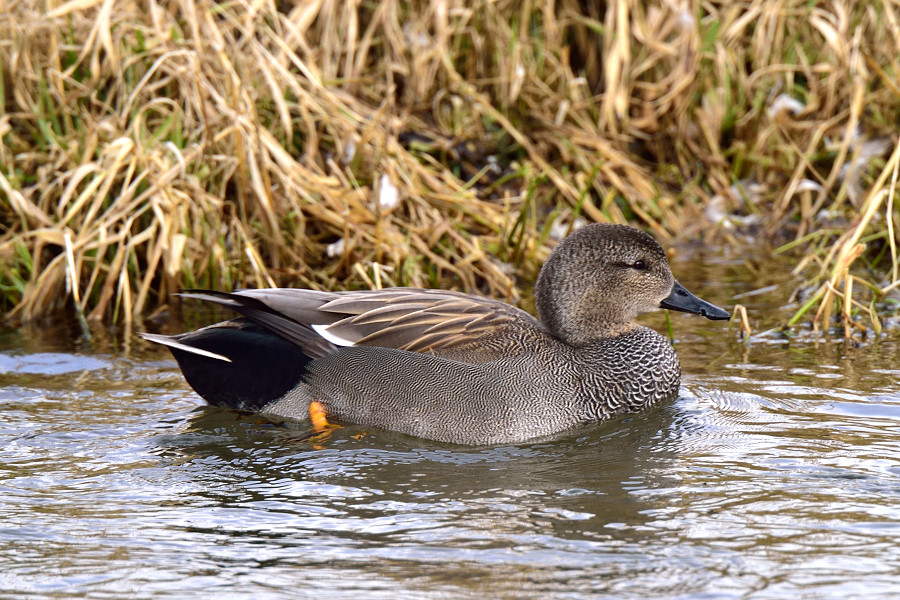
[{"xmin": 1, "ymin": 0, "xmax": 898, "ymax": 339}]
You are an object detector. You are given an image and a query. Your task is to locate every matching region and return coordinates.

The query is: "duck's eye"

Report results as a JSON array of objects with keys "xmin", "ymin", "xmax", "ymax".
[{"xmin": 631, "ymin": 259, "xmax": 648, "ymax": 271}]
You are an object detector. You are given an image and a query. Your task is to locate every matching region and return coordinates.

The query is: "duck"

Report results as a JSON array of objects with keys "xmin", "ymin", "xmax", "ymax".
[{"xmin": 141, "ymin": 223, "xmax": 730, "ymax": 445}]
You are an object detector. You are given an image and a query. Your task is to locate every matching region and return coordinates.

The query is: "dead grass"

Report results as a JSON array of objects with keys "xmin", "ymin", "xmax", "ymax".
[{"xmin": 0, "ymin": 0, "xmax": 898, "ymax": 338}]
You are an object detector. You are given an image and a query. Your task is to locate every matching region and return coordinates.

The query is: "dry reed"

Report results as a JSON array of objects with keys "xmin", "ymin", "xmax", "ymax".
[{"xmin": 0, "ymin": 0, "xmax": 898, "ymax": 339}]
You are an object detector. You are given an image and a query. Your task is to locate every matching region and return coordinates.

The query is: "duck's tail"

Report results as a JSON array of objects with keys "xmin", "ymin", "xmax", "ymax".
[{"xmin": 141, "ymin": 318, "xmax": 311, "ymax": 412}]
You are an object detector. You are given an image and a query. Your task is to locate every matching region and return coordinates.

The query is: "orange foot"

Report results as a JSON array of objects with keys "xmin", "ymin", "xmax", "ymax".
[
  {"xmin": 309, "ymin": 400, "xmax": 331, "ymax": 432},
  {"xmin": 307, "ymin": 400, "xmax": 344, "ymax": 449}
]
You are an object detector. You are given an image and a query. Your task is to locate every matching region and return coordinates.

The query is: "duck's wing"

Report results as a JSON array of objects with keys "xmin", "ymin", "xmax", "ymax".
[
  {"xmin": 176, "ymin": 290, "xmax": 338, "ymax": 359},
  {"xmin": 179, "ymin": 288, "xmax": 544, "ymax": 361},
  {"xmin": 310, "ymin": 289, "xmax": 543, "ymax": 358}
]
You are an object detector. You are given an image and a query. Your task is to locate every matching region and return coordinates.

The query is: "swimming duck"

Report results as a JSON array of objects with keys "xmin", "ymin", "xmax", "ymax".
[{"xmin": 142, "ymin": 223, "xmax": 729, "ymax": 444}]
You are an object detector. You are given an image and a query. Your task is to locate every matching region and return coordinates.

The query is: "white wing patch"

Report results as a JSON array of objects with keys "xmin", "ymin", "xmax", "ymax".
[
  {"xmin": 140, "ymin": 333, "xmax": 233, "ymax": 363},
  {"xmin": 311, "ymin": 323, "xmax": 356, "ymax": 347}
]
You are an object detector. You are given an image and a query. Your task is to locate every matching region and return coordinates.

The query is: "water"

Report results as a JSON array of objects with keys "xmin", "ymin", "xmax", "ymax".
[{"xmin": 2, "ymin": 255, "xmax": 900, "ymax": 599}]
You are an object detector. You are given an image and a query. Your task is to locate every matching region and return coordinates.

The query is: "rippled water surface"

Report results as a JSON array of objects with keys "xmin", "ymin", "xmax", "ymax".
[{"xmin": 2, "ymin": 256, "xmax": 900, "ymax": 599}]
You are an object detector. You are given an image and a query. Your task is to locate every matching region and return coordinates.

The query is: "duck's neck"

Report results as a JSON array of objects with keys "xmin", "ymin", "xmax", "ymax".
[{"xmin": 555, "ymin": 320, "xmax": 639, "ymax": 348}]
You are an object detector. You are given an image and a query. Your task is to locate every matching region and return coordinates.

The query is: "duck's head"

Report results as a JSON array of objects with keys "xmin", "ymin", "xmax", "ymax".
[{"xmin": 534, "ymin": 223, "xmax": 729, "ymax": 345}]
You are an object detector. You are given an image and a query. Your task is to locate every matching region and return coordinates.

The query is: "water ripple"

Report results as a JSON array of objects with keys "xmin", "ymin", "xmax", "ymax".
[{"xmin": 1, "ymin": 336, "xmax": 900, "ymax": 599}]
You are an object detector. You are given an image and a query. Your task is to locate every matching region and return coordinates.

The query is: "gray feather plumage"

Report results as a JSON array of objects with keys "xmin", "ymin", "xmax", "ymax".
[{"xmin": 142, "ymin": 223, "xmax": 727, "ymax": 445}]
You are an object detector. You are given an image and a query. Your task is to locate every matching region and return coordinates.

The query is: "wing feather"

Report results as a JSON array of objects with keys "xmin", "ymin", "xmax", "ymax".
[{"xmin": 188, "ymin": 287, "xmax": 546, "ymax": 363}]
